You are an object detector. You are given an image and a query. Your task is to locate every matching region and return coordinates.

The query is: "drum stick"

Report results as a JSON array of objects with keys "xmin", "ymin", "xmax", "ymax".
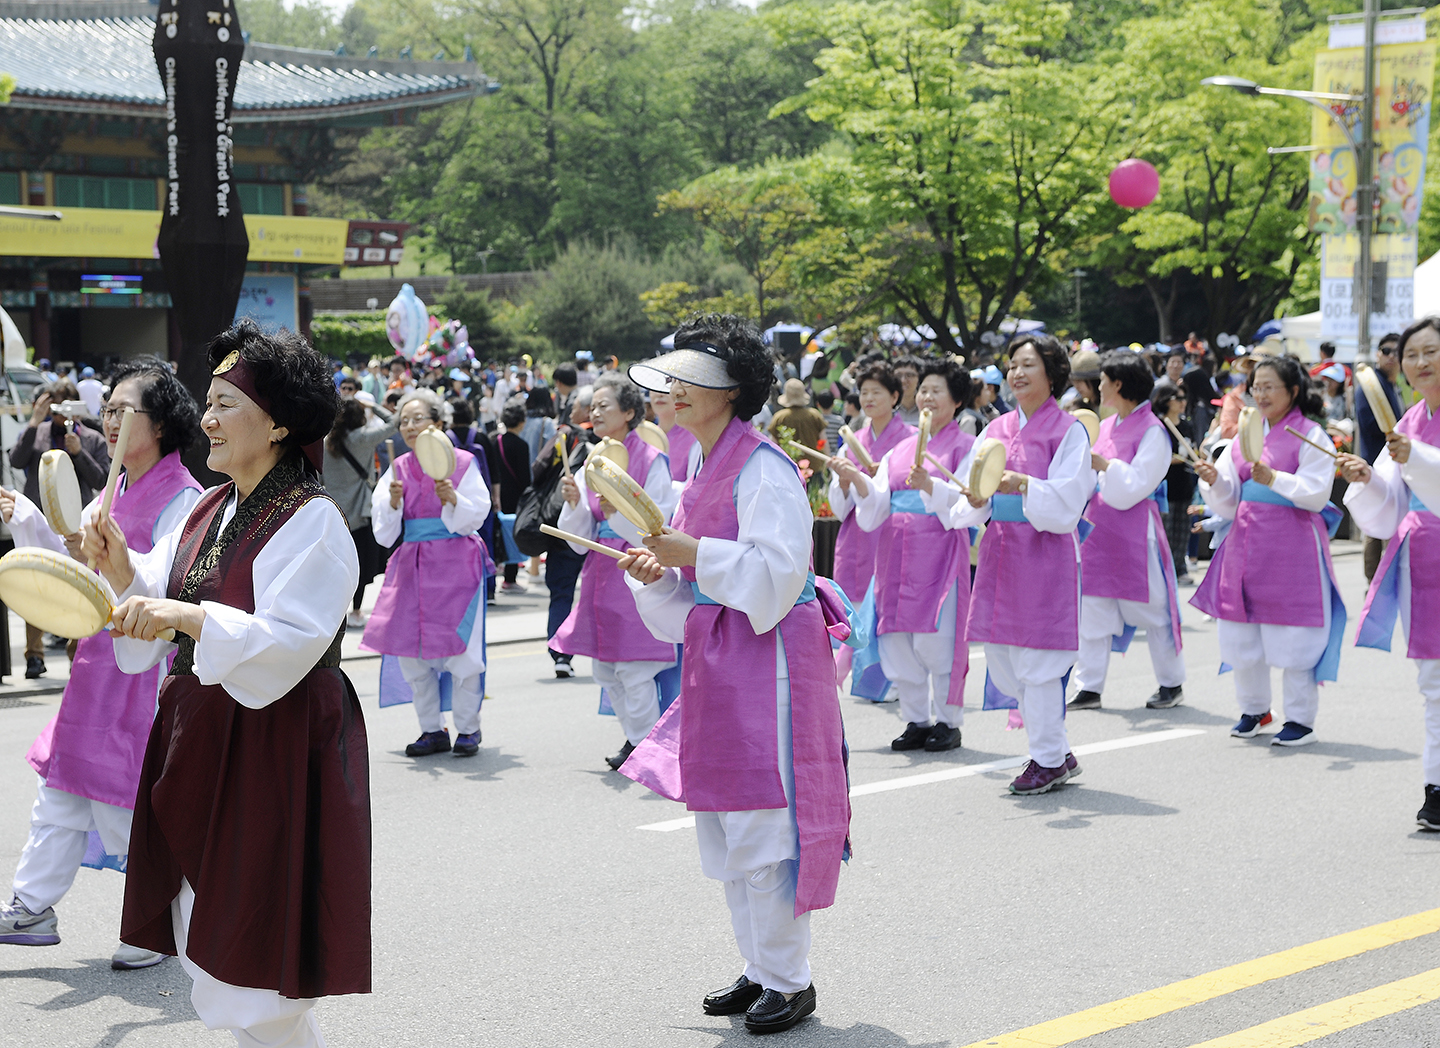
[
  {"xmin": 787, "ymin": 440, "xmax": 832, "ymax": 463},
  {"xmin": 1162, "ymin": 416, "xmax": 1206, "ymax": 465},
  {"xmin": 558, "ymin": 433, "xmax": 571, "ymax": 478},
  {"xmin": 539, "ymin": 523, "xmax": 628, "ymax": 561},
  {"xmin": 1284, "ymin": 425, "xmax": 1339, "ymax": 459},
  {"xmin": 90, "ymin": 407, "xmax": 133, "ymax": 571},
  {"xmin": 839, "ymin": 425, "xmax": 875, "ymax": 471},
  {"xmin": 923, "ymin": 451, "xmax": 964, "ymax": 487}
]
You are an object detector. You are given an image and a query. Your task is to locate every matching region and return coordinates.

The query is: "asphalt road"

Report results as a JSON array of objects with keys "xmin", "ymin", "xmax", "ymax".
[{"xmin": 1, "ymin": 542, "xmax": 1438, "ymax": 1048}]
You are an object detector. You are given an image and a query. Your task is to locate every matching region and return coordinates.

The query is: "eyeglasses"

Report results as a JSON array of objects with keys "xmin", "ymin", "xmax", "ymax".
[
  {"xmin": 1378, "ymin": 345, "xmax": 1398, "ymax": 355},
  {"xmin": 100, "ymin": 407, "xmax": 150, "ymax": 422}
]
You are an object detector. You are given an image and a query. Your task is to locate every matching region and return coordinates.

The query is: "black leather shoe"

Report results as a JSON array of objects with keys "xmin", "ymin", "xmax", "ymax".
[
  {"xmin": 702, "ymin": 974, "xmax": 763, "ymax": 1015},
  {"xmin": 744, "ymin": 984, "xmax": 816, "ymax": 1034},
  {"xmin": 605, "ymin": 740, "xmax": 635, "ymax": 771},
  {"xmin": 891, "ymin": 722, "xmax": 930, "ymax": 751},
  {"xmin": 1067, "ymin": 690, "xmax": 1101, "ymax": 710},
  {"xmin": 1418, "ymin": 784, "xmax": 1440, "ymax": 831},
  {"xmin": 923, "ymin": 723, "xmax": 962, "ymax": 751},
  {"xmin": 24, "ymin": 655, "xmax": 45, "ymax": 680}
]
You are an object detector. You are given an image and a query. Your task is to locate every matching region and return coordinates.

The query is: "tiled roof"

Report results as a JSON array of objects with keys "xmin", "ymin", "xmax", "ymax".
[{"xmin": 0, "ymin": 15, "xmax": 491, "ymax": 121}]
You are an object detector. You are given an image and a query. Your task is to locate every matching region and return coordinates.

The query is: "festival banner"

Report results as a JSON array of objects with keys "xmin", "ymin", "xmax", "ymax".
[{"xmin": 1309, "ymin": 38, "xmax": 1435, "ymax": 234}]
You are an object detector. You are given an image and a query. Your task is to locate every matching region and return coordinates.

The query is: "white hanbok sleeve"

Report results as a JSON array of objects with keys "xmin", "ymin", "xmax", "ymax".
[
  {"xmin": 439, "ymin": 459, "xmax": 491, "ymax": 535},
  {"xmin": 370, "ymin": 465, "xmax": 401, "ymax": 546},
  {"xmin": 1200, "ymin": 447, "xmax": 1242, "ymax": 520},
  {"xmin": 938, "ymin": 434, "xmax": 992, "ymax": 529},
  {"xmin": 1022, "ymin": 421, "xmax": 1095, "ymax": 534},
  {"xmin": 6, "ymin": 492, "xmax": 66, "ymax": 554},
  {"xmin": 114, "ymin": 496, "xmax": 359, "ymax": 709},
  {"xmin": 1405, "ymin": 436, "xmax": 1440, "ymax": 516},
  {"xmin": 852, "ymin": 451, "xmax": 893, "ymax": 533},
  {"xmin": 1344, "ymin": 448, "xmax": 1408, "ymax": 541},
  {"xmin": 827, "ymin": 469, "xmax": 857, "ymax": 523},
  {"xmin": 149, "ymin": 487, "xmax": 202, "ymax": 546},
  {"xmin": 628, "ymin": 449, "xmax": 811, "ymax": 639},
  {"xmin": 1097, "ymin": 426, "xmax": 1170, "ymax": 510},
  {"xmin": 556, "ymin": 469, "xmax": 598, "ymax": 551},
  {"xmin": 1267, "ymin": 420, "xmax": 1335, "ymax": 512}
]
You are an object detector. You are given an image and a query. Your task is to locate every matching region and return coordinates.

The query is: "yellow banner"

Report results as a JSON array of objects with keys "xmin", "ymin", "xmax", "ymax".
[
  {"xmin": 1310, "ymin": 40, "xmax": 1435, "ymax": 234},
  {"xmin": 1319, "ymin": 231, "xmax": 1417, "ymax": 279},
  {"xmin": 0, "ymin": 207, "xmax": 348, "ymax": 264}
]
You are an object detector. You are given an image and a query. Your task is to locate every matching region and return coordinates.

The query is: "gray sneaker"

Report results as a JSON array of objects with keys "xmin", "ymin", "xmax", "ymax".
[
  {"xmin": 0, "ymin": 896, "xmax": 59, "ymax": 945},
  {"xmin": 112, "ymin": 943, "xmax": 167, "ymax": 970},
  {"xmin": 1146, "ymin": 685, "xmax": 1185, "ymax": 709}
]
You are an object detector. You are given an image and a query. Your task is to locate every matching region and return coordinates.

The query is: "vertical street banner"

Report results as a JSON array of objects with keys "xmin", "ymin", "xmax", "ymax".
[
  {"xmin": 152, "ymin": 0, "xmax": 249, "ymax": 412},
  {"xmin": 1308, "ymin": 32, "xmax": 1434, "ymax": 235}
]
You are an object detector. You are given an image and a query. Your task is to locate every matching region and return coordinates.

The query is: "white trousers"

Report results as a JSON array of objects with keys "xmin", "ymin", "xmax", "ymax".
[
  {"xmin": 13, "ymin": 777, "xmax": 133, "ymax": 914},
  {"xmin": 1216, "ymin": 618, "xmax": 1329, "ymax": 728},
  {"xmin": 1418, "ymin": 660, "xmax": 1440, "ymax": 786},
  {"xmin": 172, "ymin": 879, "xmax": 324, "ymax": 1048},
  {"xmin": 985, "ymin": 644, "xmax": 1075, "ymax": 768},
  {"xmin": 593, "ymin": 659, "xmax": 670, "ymax": 745},
  {"xmin": 1076, "ymin": 528, "xmax": 1185, "ymax": 694},
  {"xmin": 696, "ymin": 813, "xmax": 809, "ymax": 994},
  {"xmin": 398, "ymin": 656, "xmax": 482, "ymax": 735},
  {"xmin": 878, "ymin": 583, "xmax": 962, "ymax": 728}
]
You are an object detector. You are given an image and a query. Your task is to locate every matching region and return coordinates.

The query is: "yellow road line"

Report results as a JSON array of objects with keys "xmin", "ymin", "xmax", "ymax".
[
  {"xmin": 1185, "ymin": 967, "xmax": 1440, "ymax": 1048},
  {"xmin": 958, "ymin": 908, "xmax": 1440, "ymax": 1048}
]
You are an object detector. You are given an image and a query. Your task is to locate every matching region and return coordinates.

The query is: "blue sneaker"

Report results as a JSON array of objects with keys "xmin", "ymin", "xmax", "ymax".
[
  {"xmin": 1231, "ymin": 713, "xmax": 1269, "ymax": 739},
  {"xmin": 1271, "ymin": 721, "xmax": 1315, "ymax": 747},
  {"xmin": 405, "ymin": 729, "xmax": 451, "ymax": 757},
  {"xmin": 453, "ymin": 732, "xmax": 480, "ymax": 757}
]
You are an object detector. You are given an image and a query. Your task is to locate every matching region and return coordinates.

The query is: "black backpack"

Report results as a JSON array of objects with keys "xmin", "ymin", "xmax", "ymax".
[{"xmin": 513, "ymin": 438, "xmax": 590, "ymax": 557}]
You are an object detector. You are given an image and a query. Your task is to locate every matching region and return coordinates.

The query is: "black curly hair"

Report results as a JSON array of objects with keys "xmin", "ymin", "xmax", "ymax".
[
  {"xmin": 855, "ymin": 363, "xmax": 901, "ymax": 407},
  {"xmin": 106, "ymin": 355, "xmax": 203, "ymax": 457},
  {"xmin": 1247, "ymin": 354, "xmax": 1324, "ymax": 420},
  {"xmin": 1008, "ymin": 333, "xmax": 1071, "ymax": 401},
  {"xmin": 1099, "ymin": 350, "xmax": 1155, "ymax": 405},
  {"xmin": 672, "ymin": 313, "xmax": 773, "ymax": 422},
  {"xmin": 919, "ymin": 358, "xmax": 972, "ymax": 417},
  {"xmin": 206, "ymin": 319, "xmax": 338, "ymax": 452}
]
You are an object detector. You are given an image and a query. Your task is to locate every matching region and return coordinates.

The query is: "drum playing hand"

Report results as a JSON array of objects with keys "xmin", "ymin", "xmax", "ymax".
[
  {"xmin": 996, "ymin": 471, "xmax": 1028, "ymax": 496},
  {"xmin": 63, "ymin": 431, "xmax": 81, "ymax": 456},
  {"xmin": 642, "ymin": 526, "xmax": 700, "ymax": 568},
  {"xmin": 81, "ymin": 513, "xmax": 133, "ymax": 594},
  {"xmin": 389, "ymin": 477, "xmax": 403, "ymax": 510},
  {"xmin": 616, "ymin": 548, "xmax": 665, "ymax": 585},
  {"xmin": 1251, "ymin": 462, "xmax": 1275, "ymax": 487},
  {"xmin": 1091, "ymin": 452, "xmax": 1109, "ymax": 472},
  {"xmin": 1336, "ymin": 453, "xmax": 1372, "ymax": 484},
  {"xmin": 109, "ymin": 596, "xmax": 203, "ymax": 642},
  {"xmin": 0, "ymin": 486, "xmax": 14, "ymax": 523},
  {"xmin": 1387, "ymin": 430, "xmax": 1412, "ymax": 465},
  {"xmin": 561, "ymin": 475, "xmax": 580, "ymax": 507},
  {"xmin": 61, "ymin": 531, "xmax": 83, "ymax": 560},
  {"xmin": 434, "ymin": 477, "xmax": 457, "ymax": 507},
  {"xmin": 906, "ymin": 464, "xmax": 933, "ymax": 494},
  {"xmin": 1194, "ymin": 461, "xmax": 1219, "ymax": 485}
]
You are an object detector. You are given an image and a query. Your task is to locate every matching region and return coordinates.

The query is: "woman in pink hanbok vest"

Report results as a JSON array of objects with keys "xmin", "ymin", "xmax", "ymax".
[
  {"xmin": 825, "ymin": 363, "xmax": 912, "ymax": 687},
  {"xmin": 362, "ymin": 388, "xmax": 491, "ymax": 758},
  {"xmin": 844, "ymin": 359, "xmax": 974, "ymax": 751},
  {"xmin": 651, "ymin": 387, "xmax": 700, "ymax": 487},
  {"xmin": 932, "ymin": 336, "xmax": 1096, "ymax": 796},
  {"xmin": 1072, "ymin": 352, "xmax": 1185, "ymax": 712},
  {"xmin": 553, "ymin": 375, "xmax": 678, "ymax": 770},
  {"xmin": 1341, "ymin": 316, "xmax": 1440, "ymax": 829},
  {"xmin": 1192, "ymin": 355, "xmax": 1345, "ymax": 747},
  {"xmin": 0, "ymin": 359, "xmax": 202, "ymax": 969},
  {"xmin": 618, "ymin": 317, "xmax": 850, "ymax": 1036}
]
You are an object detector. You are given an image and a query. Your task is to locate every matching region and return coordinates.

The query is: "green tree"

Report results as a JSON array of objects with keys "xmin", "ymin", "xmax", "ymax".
[
  {"xmin": 236, "ymin": 0, "xmax": 340, "ymax": 48},
  {"xmin": 528, "ymin": 239, "xmax": 660, "ymax": 359},
  {"xmin": 434, "ymin": 279, "xmax": 511, "ymax": 358}
]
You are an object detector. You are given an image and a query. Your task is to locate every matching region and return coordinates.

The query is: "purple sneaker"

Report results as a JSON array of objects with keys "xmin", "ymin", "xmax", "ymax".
[
  {"xmin": 0, "ymin": 896, "xmax": 59, "ymax": 945},
  {"xmin": 453, "ymin": 731, "xmax": 481, "ymax": 757},
  {"xmin": 405, "ymin": 729, "xmax": 451, "ymax": 757},
  {"xmin": 1063, "ymin": 752, "xmax": 1080, "ymax": 780},
  {"xmin": 1009, "ymin": 759, "xmax": 1069, "ymax": 795}
]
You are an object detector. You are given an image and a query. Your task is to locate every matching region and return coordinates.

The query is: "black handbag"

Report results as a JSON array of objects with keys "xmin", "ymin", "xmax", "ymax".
[{"xmin": 513, "ymin": 438, "xmax": 589, "ymax": 557}]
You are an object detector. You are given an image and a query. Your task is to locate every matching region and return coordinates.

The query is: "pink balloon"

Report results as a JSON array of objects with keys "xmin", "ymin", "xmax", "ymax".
[{"xmin": 1109, "ymin": 158, "xmax": 1160, "ymax": 209}]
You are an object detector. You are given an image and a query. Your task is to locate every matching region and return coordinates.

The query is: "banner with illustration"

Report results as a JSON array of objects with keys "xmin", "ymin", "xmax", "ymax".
[{"xmin": 1309, "ymin": 39, "xmax": 1435, "ymax": 234}]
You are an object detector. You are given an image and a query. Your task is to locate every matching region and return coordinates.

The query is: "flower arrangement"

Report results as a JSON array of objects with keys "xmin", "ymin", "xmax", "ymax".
[{"xmin": 774, "ymin": 424, "xmax": 834, "ymax": 519}]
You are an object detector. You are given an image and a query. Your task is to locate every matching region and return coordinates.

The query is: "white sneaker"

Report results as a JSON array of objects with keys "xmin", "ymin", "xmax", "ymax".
[
  {"xmin": 111, "ymin": 942, "xmax": 167, "ymax": 969},
  {"xmin": 345, "ymin": 611, "xmax": 367, "ymax": 629}
]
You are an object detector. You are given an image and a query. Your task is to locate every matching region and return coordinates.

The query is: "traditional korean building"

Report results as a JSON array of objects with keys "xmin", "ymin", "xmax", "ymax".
[{"xmin": 0, "ymin": 0, "xmax": 492, "ymax": 365}]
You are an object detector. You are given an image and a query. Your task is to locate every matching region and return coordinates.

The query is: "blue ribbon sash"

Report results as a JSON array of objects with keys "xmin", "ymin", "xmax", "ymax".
[
  {"xmin": 405, "ymin": 517, "xmax": 471, "ymax": 542},
  {"xmin": 692, "ymin": 572, "xmax": 817, "ymax": 607},
  {"xmin": 889, "ymin": 489, "xmax": 934, "ymax": 516}
]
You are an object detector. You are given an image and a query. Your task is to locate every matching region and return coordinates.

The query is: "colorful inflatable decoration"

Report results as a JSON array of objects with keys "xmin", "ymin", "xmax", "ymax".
[
  {"xmin": 1108, "ymin": 158, "xmax": 1160, "ymax": 209},
  {"xmin": 385, "ymin": 283, "xmax": 429, "ymax": 359}
]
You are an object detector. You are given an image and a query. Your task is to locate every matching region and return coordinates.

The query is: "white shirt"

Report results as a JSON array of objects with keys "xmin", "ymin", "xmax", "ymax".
[
  {"xmin": 370, "ymin": 457, "xmax": 492, "ymax": 547},
  {"xmin": 76, "ymin": 378, "xmax": 105, "ymax": 416},
  {"xmin": 627, "ymin": 448, "xmax": 811, "ymax": 642},
  {"xmin": 1200, "ymin": 417, "xmax": 1333, "ymax": 518},
  {"xmin": 557, "ymin": 452, "xmax": 677, "ymax": 551},
  {"xmin": 113, "ymin": 493, "xmax": 360, "ymax": 711},
  {"xmin": 1096, "ymin": 424, "xmax": 1171, "ymax": 510},
  {"xmin": 8, "ymin": 475, "xmax": 199, "ymax": 556},
  {"xmin": 1344, "ymin": 405, "xmax": 1440, "ymax": 539}
]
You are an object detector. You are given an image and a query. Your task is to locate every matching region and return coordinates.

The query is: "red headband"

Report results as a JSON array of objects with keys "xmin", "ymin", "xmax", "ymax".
[{"xmin": 213, "ymin": 350, "xmax": 323, "ymax": 475}]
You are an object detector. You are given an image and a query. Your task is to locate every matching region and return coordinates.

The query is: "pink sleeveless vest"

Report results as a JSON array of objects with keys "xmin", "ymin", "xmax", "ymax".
[
  {"xmin": 1081, "ymin": 402, "xmax": 1182, "ymax": 653},
  {"xmin": 621, "ymin": 416, "xmax": 850, "ymax": 916},
  {"xmin": 361, "ymin": 449, "xmax": 487, "ymax": 659},
  {"xmin": 1357, "ymin": 401, "xmax": 1440, "ymax": 658},
  {"xmin": 873, "ymin": 418, "xmax": 974, "ymax": 705},
  {"xmin": 665, "ymin": 422, "xmax": 697, "ymax": 484},
  {"xmin": 966, "ymin": 398, "xmax": 1084, "ymax": 651},
  {"xmin": 832, "ymin": 413, "xmax": 912, "ymax": 604},
  {"xmin": 27, "ymin": 452, "xmax": 202, "ymax": 808},
  {"xmin": 551, "ymin": 428, "xmax": 674, "ymax": 662},
  {"xmin": 1190, "ymin": 407, "xmax": 1335, "ymax": 627}
]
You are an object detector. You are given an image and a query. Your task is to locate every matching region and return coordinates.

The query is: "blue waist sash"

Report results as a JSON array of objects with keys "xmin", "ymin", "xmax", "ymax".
[
  {"xmin": 1412, "ymin": 492, "xmax": 1434, "ymax": 515},
  {"xmin": 990, "ymin": 493, "xmax": 1024, "ymax": 522},
  {"xmin": 692, "ymin": 572, "xmax": 817, "ymax": 607},
  {"xmin": 405, "ymin": 517, "xmax": 472, "ymax": 542},
  {"xmin": 596, "ymin": 520, "xmax": 622, "ymax": 541},
  {"xmin": 1150, "ymin": 479, "xmax": 1170, "ymax": 515},
  {"xmin": 1239, "ymin": 480, "xmax": 1342, "ymax": 539},
  {"xmin": 889, "ymin": 489, "xmax": 935, "ymax": 516}
]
